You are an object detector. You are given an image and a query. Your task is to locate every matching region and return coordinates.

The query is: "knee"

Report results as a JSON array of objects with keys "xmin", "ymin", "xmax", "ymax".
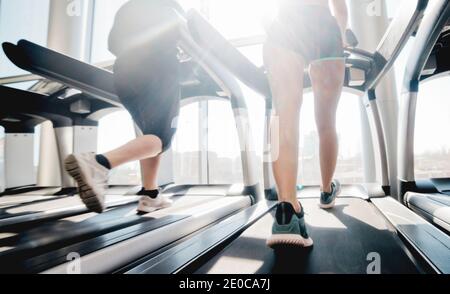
[
  {"xmin": 316, "ymin": 124, "xmax": 337, "ymax": 138},
  {"xmin": 140, "ymin": 135, "xmax": 163, "ymax": 152},
  {"xmin": 315, "ymin": 117, "xmax": 337, "ymax": 137}
]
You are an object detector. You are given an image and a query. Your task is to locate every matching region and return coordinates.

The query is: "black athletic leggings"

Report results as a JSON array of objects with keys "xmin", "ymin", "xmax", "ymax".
[{"xmin": 113, "ymin": 48, "xmax": 181, "ymax": 153}]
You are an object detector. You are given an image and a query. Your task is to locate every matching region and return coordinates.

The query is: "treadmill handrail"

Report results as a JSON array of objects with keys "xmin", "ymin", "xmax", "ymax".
[
  {"xmin": 367, "ymin": 0, "xmax": 429, "ymax": 90},
  {"xmin": 397, "ymin": 1, "xmax": 450, "ymax": 188},
  {"xmin": 403, "ymin": 0, "xmax": 450, "ymax": 92},
  {"xmin": 2, "ymin": 41, "xmax": 123, "ymax": 108},
  {"xmin": 0, "ymin": 85, "xmax": 119, "ymax": 127}
]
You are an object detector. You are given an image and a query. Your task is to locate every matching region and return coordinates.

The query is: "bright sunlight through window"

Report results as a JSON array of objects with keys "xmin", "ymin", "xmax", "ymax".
[
  {"xmin": 299, "ymin": 92, "xmax": 364, "ymax": 185},
  {"xmin": 414, "ymin": 77, "xmax": 450, "ymax": 179},
  {"xmin": 98, "ymin": 111, "xmax": 141, "ymax": 185}
]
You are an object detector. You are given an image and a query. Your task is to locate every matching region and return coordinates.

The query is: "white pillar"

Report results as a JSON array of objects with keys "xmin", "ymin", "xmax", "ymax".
[
  {"xmin": 5, "ymin": 133, "xmax": 36, "ymax": 188},
  {"xmin": 37, "ymin": 0, "xmax": 94, "ymax": 188},
  {"xmin": 47, "ymin": 0, "xmax": 94, "ymax": 61},
  {"xmin": 37, "ymin": 121, "xmax": 62, "ymax": 187},
  {"xmin": 349, "ymin": 0, "xmax": 399, "ymax": 195}
]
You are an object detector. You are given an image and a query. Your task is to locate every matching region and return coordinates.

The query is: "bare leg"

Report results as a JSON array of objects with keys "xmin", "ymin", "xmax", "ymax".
[
  {"xmin": 264, "ymin": 43, "xmax": 305, "ymax": 213},
  {"xmin": 309, "ymin": 60, "xmax": 345, "ymax": 193},
  {"xmin": 103, "ymin": 135, "xmax": 163, "ymax": 169},
  {"xmin": 140, "ymin": 155, "xmax": 161, "ymax": 190}
]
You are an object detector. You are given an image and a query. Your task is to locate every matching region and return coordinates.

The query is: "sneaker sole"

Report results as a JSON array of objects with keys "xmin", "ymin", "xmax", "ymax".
[
  {"xmin": 64, "ymin": 154, "xmax": 105, "ymax": 213},
  {"xmin": 136, "ymin": 201, "xmax": 173, "ymax": 214},
  {"xmin": 320, "ymin": 199, "xmax": 336, "ymax": 209},
  {"xmin": 320, "ymin": 183, "xmax": 342, "ymax": 210},
  {"xmin": 267, "ymin": 234, "xmax": 314, "ymax": 248}
]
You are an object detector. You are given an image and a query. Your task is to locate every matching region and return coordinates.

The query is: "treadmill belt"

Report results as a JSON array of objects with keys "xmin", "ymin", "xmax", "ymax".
[
  {"xmin": 0, "ymin": 195, "xmax": 224, "ymax": 273},
  {"xmin": 196, "ymin": 198, "xmax": 421, "ymax": 274},
  {"xmin": 0, "ymin": 186, "xmax": 139, "ymax": 208}
]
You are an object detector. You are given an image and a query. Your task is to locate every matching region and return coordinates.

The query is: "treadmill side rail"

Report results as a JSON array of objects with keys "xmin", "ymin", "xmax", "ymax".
[{"xmin": 372, "ymin": 196, "xmax": 450, "ymax": 274}]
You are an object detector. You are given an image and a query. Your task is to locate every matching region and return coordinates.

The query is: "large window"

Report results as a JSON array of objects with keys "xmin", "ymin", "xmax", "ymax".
[
  {"xmin": 173, "ymin": 97, "xmax": 257, "ymax": 185},
  {"xmin": 97, "ymin": 111, "xmax": 142, "ymax": 185},
  {"xmin": 239, "ymin": 45, "xmax": 266, "ymax": 183},
  {"xmin": 172, "ymin": 102, "xmax": 202, "ymax": 184},
  {"xmin": 90, "ymin": 0, "xmax": 129, "ymax": 63},
  {"xmin": 0, "ymin": 0, "xmax": 50, "ymax": 77},
  {"xmin": 414, "ymin": 77, "xmax": 450, "ymax": 179},
  {"xmin": 298, "ymin": 92, "xmax": 364, "ymax": 185},
  {"xmin": 208, "ymin": 0, "xmax": 276, "ymax": 40},
  {"xmin": 207, "ymin": 100, "xmax": 244, "ymax": 184}
]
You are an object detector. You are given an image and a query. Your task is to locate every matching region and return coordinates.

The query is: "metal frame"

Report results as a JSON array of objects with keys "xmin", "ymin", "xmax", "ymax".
[
  {"xmin": 372, "ymin": 196, "xmax": 450, "ymax": 274},
  {"xmin": 178, "ymin": 23, "xmax": 262, "ymax": 201},
  {"xmin": 398, "ymin": 0, "xmax": 450, "ymax": 200}
]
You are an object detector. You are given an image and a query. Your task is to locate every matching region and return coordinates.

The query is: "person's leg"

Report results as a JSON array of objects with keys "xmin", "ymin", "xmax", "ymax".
[
  {"xmin": 309, "ymin": 59, "xmax": 345, "ymax": 193},
  {"xmin": 65, "ymin": 135, "xmax": 163, "ymax": 213},
  {"xmin": 265, "ymin": 43, "xmax": 313, "ymax": 248},
  {"xmin": 137, "ymin": 154, "xmax": 173, "ymax": 213},
  {"xmin": 264, "ymin": 42, "xmax": 304, "ymax": 213},
  {"xmin": 140, "ymin": 155, "xmax": 161, "ymax": 191},
  {"xmin": 103, "ymin": 135, "xmax": 163, "ymax": 169}
]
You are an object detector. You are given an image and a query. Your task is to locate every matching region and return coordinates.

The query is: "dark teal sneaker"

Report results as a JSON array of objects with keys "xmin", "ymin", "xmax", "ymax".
[
  {"xmin": 267, "ymin": 202, "xmax": 314, "ymax": 248},
  {"xmin": 320, "ymin": 180, "xmax": 341, "ymax": 209}
]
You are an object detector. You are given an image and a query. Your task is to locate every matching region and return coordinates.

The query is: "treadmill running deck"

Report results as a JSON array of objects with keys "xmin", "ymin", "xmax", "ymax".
[{"xmin": 196, "ymin": 198, "xmax": 421, "ymax": 274}]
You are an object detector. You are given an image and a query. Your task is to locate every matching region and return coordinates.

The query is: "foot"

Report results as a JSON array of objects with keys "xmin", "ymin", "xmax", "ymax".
[
  {"xmin": 320, "ymin": 180, "xmax": 341, "ymax": 209},
  {"xmin": 267, "ymin": 202, "xmax": 313, "ymax": 248},
  {"xmin": 137, "ymin": 189, "xmax": 173, "ymax": 214},
  {"xmin": 64, "ymin": 153, "xmax": 109, "ymax": 213}
]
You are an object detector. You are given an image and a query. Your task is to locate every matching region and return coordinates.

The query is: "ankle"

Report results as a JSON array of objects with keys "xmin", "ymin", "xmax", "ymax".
[
  {"xmin": 95, "ymin": 154, "xmax": 111, "ymax": 170},
  {"xmin": 322, "ymin": 185, "xmax": 332, "ymax": 194},
  {"xmin": 140, "ymin": 188, "xmax": 160, "ymax": 199},
  {"xmin": 143, "ymin": 185, "xmax": 159, "ymax": 191},
  {"xmin": 294, "ymin": 202, "xmax": 303, "ymax": 214},
  {"xmin": 281, "ymin": 200, "xmax": 301, "ymax": 214}
]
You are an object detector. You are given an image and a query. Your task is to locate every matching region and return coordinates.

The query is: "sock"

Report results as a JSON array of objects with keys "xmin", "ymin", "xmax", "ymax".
[
  {"xmin": 276, "ymin": 202, "xmax": 304, "ymax": 224},
  {"xmin": 95, "ymin": 154, "xmax": 111, "ymax": 170},
  {"xmin": 139, "ymin": 189, "xmax": 160, "ymax": 199}
]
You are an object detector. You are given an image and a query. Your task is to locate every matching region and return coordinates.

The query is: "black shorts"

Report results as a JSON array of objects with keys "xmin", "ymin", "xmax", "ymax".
[
  {"xmin": 266, "ymin": 4, "xmax": 345, "ymax": 65},
  {"xmin": 113, "ymin": 48, "xmax": 181, "ymax": 153}
]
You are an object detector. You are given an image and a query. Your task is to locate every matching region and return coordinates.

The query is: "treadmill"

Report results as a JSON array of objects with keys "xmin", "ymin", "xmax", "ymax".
[
  {"xmin": 0, "ymin": 8, "xmax": 262, "ymax": 274},
  {"xmin": 398, "ymin": 0, "xmax": 450, "ymax": 234},
  {"xmin": 123, "ymin": 2, "xmax": 448, "ymax": 274},
  {"xmin": 2, "ymin": 1, "xmax": 449, "ymax": 275},
  {"xmin": 0, "ymin": 80, "xmax": 130, "ymax": 198},
  {"xmin": 0, "ymin": 83, "xmax": 144, "ymax": 224}
]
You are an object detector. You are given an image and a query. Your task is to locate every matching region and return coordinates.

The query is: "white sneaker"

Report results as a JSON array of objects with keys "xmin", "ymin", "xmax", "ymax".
[
  {"xmin": 64, "ymin": 153, "xmax": 109, "ymax": 213},
  {"xmin": 137, "ymin": 195, "xmax": 173, "ymax": 214}
]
